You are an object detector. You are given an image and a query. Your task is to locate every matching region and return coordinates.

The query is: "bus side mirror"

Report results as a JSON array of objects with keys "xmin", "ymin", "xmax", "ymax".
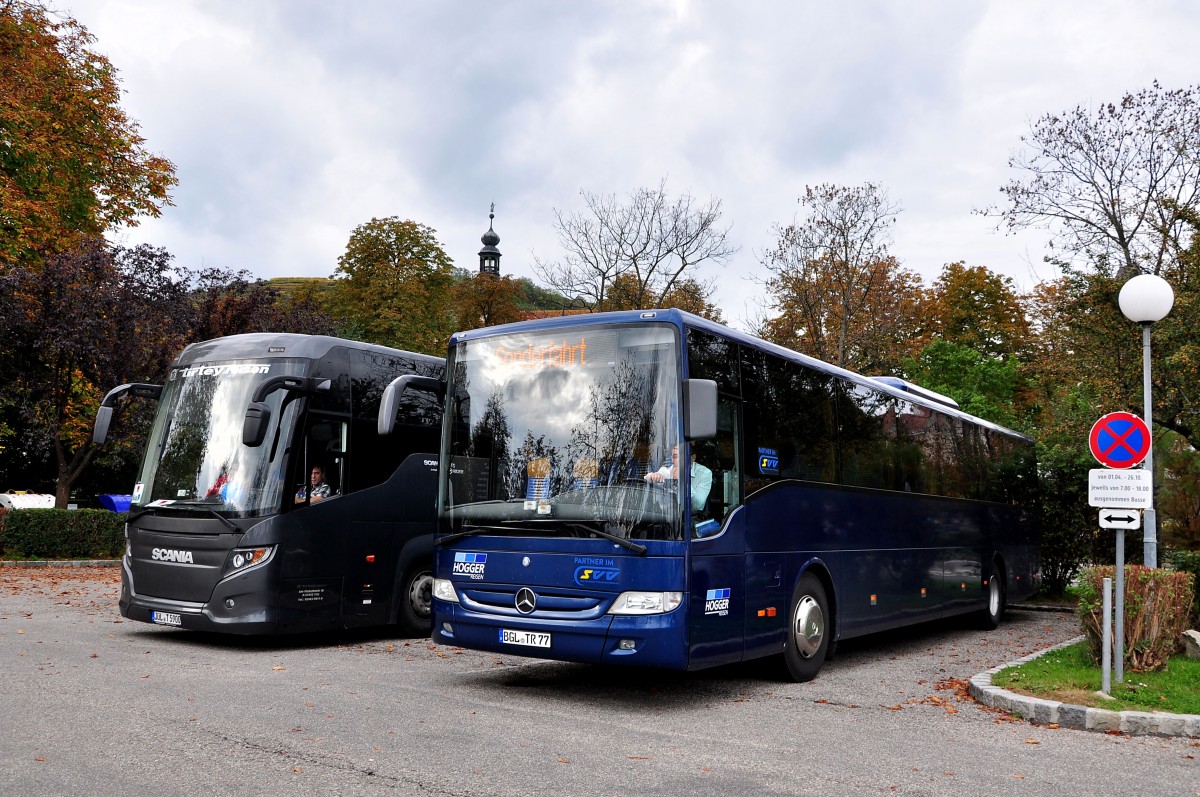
[
  {"xmin": 243, "ymin": 402, "xmax": 271, "ymax": 447},
  {"xmin": 684, "ymin": 379, "xmax": 718, "ymax": 440},
  {"xmin": 92, "ymin": 382, "xmax": 164, "ymax": 445},
  {"xmin": 93, "ymin": 406, "xmax": 114, "ymax": 445},
  {"xmin": 378, "ymin": 375, "xmax": 445, "ymax": 435},
  {"xmin": 243, "ymin": 376, "xmax": 330, "ymax": 447}
]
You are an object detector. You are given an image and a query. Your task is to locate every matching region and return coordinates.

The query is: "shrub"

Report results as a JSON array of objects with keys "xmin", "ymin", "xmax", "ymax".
[
  {"xmin": 1165, "ymin": 549, "xmax": 1200, "ymax": 627},
  {"xmin": 1077, "ymin": 565, "xmax": 1195, "ymax": 671},
  {"xmin": 0, "ymin": 509, "xmax": 125, "ymax": 559}
]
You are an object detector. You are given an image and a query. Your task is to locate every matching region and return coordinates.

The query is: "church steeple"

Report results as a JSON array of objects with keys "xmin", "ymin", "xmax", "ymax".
[{"xmin": 478, "ymin": 203, "xmax": 501, "ymax": 275}]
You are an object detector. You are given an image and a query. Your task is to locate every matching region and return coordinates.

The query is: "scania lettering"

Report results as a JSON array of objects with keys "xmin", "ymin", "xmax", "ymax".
[
  {"xmin": 94, "ymin": 333, "xmax": 444, "ymax": 635},
  {"xmin": 418, "ymin": 310, "xmax": 1039, "ymax": 681},
  {"xmin": 151, "ymin": 548, "xmax": 194, "ymax": 564}
]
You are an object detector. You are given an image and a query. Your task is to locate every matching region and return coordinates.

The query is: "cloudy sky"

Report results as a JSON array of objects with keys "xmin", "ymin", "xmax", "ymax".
[{"xmin": 65, "ymin": 0, "xmax": 1200, "ymax": 330}]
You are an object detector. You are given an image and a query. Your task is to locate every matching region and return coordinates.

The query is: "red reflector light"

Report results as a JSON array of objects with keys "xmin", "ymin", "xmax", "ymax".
[{"xmin": 365, "ymin": 555, "xmax": 376, "ymax": 563}]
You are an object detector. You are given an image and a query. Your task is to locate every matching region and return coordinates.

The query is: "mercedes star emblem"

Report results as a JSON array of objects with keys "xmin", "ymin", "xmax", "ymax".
[{"xmin": 515, "ymin": 587, "xmax": 537, "ymax": 614}]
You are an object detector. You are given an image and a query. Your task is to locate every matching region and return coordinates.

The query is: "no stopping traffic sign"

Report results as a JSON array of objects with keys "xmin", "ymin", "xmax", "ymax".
[{"xmin": 1088, "ymin": 412, "xmax": 1151, "ymax": 469}]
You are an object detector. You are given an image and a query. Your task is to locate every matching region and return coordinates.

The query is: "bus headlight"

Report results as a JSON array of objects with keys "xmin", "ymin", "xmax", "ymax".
[
  {"xmin": 432, "ymin": 578, "xmax": 459, "ymax": 603},
  {"xmin": 226, "ymin": 545, "xmax": 274, "ymax": 574},
  {"xmin": 608, "ymin": 591, "xmax": 683, "ymax": 615}
]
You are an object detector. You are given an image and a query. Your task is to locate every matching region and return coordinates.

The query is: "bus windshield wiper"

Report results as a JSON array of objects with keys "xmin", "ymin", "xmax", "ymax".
[
  {"xmin": 437, "ymin": 522, "xmax": 647, "ymax": 554},
  {"xmin": 207, "ymin": 509, "xmax": 238, "ymax": 532},
  {"xmin": 564, "ymin": 522, "xmax": 647, "ymax": 555},
  {"xmin": 436, "ymin": 525, "xmax": 522, "ymax": 546},
  {"xmin": 522, "ymin": 520, "xmax": 647, "ymax": 555}
]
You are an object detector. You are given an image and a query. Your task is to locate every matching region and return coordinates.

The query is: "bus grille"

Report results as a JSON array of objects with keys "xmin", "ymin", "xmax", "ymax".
[{"xmin": 459, "ymin": 586, "xmax": 609, "ymax": 620}]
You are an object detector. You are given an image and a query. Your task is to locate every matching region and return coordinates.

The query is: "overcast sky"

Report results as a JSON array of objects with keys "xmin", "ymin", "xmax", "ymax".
[{"xmin": 64, "ymin": 0, "xmax": 1200, "ymax": 331}]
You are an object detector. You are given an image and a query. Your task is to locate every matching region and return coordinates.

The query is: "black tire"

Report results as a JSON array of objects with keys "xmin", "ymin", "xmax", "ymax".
[
  {"xmin": 978, "ymin": 559, "xmax": 1006, "ymax": 630},
  {"xmin": 782, "ymin": 573, "xmax": 831, "ymax": 682},
  {"xmin": 397, "ymin": 562, "xmax": 433, "ymax": 637}
]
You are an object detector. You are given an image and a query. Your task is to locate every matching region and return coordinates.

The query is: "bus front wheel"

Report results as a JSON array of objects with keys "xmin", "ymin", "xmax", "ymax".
[
  {"xmin": 783, "ymin": 573, "xmax": 830, "ymax": 682},
  {"xmin": 398, "ymin": 562, "xmax": 434, "ymax": 636}
]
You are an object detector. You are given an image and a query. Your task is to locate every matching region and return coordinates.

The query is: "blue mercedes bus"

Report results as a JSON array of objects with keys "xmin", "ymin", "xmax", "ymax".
[
  {"xmin": 416, "ymin": 309, "xmax": 1038, "ymax": 680},
  {"xmin": 93, "ymin": 333, "xmax": 444, "ymax": 635}
]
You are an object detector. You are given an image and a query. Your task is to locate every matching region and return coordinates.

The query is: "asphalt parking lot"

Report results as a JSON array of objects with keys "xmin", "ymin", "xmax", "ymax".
[{"xmin": 2, "ymin": 567, "xmax": 1196, "ymax": 796}]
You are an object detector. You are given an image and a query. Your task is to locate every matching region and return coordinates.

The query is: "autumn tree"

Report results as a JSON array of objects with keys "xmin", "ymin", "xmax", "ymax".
[
  {"xmin": 189, "ymin": 267, "xmax": 335, "ymax": 341},
  {"xmin": 452, "ymin": 272, "xmax": 527, "ymax": 330},
  {"xmin": 326, "ymin": 217, "xmax": 456, "ymax": 355},
  {"xmin": 758, "ymin": 183, "xmax": 923, "ymax": 372},
  {"xmin": 605, "ymin": 272, "xmax": 724, "ymax": 322},
  {"xmin": 921, "ymin": 262, "xmax": 1032, "ymax": 360},
  {"xmin": 0, "ymin": 2, "xmax": 176, "ymax": 264},
  {"xmin": 900, "ymin": 263, "xmax": 1033, "ymax": 427},
  {"xmin": 988, "ymin": 82, "xmax": 1200, "ymax": 278},
  {"xmin": 0, "ymin": 239, "xmax": 189, "ymax": 505},
  {"xmin": 534, "ymin": 180, "xmax": 737, "ymax": 312}
]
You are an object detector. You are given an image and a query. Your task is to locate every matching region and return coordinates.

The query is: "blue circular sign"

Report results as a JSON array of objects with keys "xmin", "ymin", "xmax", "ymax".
[{"xmin": 1088, "ymin": 412, "xmax": 1151, "ymax": 469}]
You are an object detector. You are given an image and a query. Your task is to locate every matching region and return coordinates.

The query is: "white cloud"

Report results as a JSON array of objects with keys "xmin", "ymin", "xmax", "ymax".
[{"xmin": 64, "ymin": 0, "xmax": 1200, "ymax": 329}]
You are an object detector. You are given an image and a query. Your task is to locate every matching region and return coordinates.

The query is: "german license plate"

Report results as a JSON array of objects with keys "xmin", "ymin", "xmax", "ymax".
[
  {"xmin": 499, "ymin": 628, "xmax": 550, "ymax": 648},
  {"xmin": 150, "ymin": 611, "xmax": 182, "ymax": 626}
]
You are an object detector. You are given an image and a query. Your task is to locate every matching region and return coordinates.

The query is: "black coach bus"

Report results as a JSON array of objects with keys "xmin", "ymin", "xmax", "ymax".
[{"xmin": 93, "ymin": 333, "xmax": 444, "ymax": 635}]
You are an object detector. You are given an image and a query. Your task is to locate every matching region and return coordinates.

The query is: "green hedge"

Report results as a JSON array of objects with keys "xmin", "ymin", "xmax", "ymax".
[{"xmin": 0, "ymin": 508, "xmax": 125, "ymax": 559}]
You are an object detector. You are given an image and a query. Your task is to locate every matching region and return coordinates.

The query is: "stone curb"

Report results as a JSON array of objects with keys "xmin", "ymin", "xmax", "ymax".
[
  {"xmin": 1009, "ymin": 602, "xmax": 1075, "ymax": 614},
  {"xmin": 0, "ymin": 559, "xmax": 121, "ymax": 567},
  {"xmin": 969, "ymin": 635, "xmax": 1200, "ymax": 738}
]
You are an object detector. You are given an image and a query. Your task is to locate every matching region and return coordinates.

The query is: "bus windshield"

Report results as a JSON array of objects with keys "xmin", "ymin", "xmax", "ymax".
[
  {"xmin": 444, "ymin": 323, "xmax": 683, "ymax": 541},
  {"xmin": 133, "ymin": 360, "xmax": 305, "ymax": 516}
]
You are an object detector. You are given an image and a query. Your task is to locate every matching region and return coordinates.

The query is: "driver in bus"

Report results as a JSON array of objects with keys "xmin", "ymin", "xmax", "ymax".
[
  {"xmin": 295, "ymin": 465, "xmax": 333, "ymax": 504},
  {"xmin": 644, "ymin": 444, "xmax": 712, "ymax": 513}
]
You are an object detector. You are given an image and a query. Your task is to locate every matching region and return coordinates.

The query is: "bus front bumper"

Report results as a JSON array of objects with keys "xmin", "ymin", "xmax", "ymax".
[
  {"xmin": 120, "ymin": 557, "xmax": 282, "ymax": 634},
  {"xmin": 432, "ymin": 599, "xmax": 689, "ymax": 669}
]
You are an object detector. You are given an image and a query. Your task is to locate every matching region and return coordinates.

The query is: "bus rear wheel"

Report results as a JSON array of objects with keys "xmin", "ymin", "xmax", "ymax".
[
  {"xmin": 978, "ymin": 560, "xmax": 1006, "ymax": 630},
  {"xmin": 783, "ymin": 573, "xmax": 830, "ymax": 682},
  {"xmin": 398, "ymin": 563, "xmax": 433, "ymax": 636}
]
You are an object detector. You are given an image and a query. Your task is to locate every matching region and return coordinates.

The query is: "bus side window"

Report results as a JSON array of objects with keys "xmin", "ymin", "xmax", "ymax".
[
  {"xmin": 293, "ymin": 418, "xmax": 346, "ymax": 505},
  {"xmin": 711, "ymin": 398, "xmax": 741, "ymax": 521}
]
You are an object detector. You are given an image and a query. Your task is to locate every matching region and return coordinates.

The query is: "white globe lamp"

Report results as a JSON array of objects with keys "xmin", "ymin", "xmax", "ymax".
[
  {"xmin": 1117, "ymin": 272, "xmax": 1173, "ymax": 569},
  {"xmin": 1118, "ymin": 274, "xmax": 1174, "ymax": 323}
]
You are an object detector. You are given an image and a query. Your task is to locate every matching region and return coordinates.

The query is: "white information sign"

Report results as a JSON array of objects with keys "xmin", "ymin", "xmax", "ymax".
[
  {"xmin": 1088, "ymin": 468, "xmax": 1152, "ymax": 508},
  {"xmin": 1098, "ymin": 508, "xmax": 1141, "ymax": 530}
]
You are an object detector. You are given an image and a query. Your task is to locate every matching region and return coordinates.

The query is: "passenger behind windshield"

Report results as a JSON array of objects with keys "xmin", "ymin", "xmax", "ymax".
[{"xmin": 644, "ymin": 444, "xmax": 712, "ymax": 513}]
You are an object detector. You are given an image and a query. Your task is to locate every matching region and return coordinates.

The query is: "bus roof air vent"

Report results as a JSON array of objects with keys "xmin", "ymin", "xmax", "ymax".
[{"xmin": 869, "ymin": 376, "xmax": 960, "ymax": 409}]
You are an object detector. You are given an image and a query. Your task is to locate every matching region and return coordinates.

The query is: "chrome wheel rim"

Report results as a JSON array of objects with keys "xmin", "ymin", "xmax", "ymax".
[
  {"xmin": 988, "ymin": 576, "xmax": 1001, "ymax": 617},
  {"xmin": 792, "ymin": 595, "xmax": 825, "ymax": 659}
]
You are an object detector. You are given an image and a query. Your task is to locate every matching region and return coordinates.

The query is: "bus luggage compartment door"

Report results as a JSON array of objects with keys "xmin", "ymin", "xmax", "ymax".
[{"xmin": 342, "ymin": 522, "xmax": 398, "ymax": 628}]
